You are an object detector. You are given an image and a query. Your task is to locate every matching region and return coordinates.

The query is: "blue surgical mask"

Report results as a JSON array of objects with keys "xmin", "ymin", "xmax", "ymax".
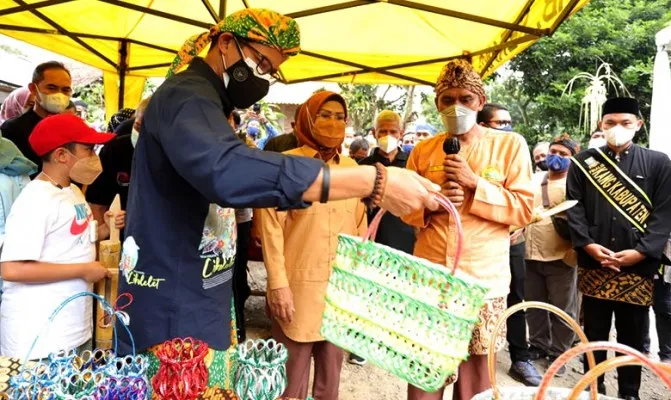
[
  {"xmin": 497, "ymin": 125, "xmax": 513, "ymax": 132},
  {"xmin": 402, "ymin": 144, "xmax": 414, "ymax": 153},
  {"xmin": 546, "ymin": 154, "xmax": 570, "ymax": 172}
]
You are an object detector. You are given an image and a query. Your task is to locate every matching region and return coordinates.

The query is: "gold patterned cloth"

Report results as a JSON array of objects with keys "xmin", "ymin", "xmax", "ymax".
[
  {"xmin": 0, "ymin": 356, "xmax": 23, "ymax": 394},
  {"xmin": 468, "ymin": 296, "xmax": 507, "ymax": 355},
  {"xmin": 168, "ymin": 8, "xmax": 301, "ymax": 76},
  {"xmin": 198, "ymin": 387, "xmax": 239, "ymax": 399},
  {"xmin": 435, "ymin": 59, "xmax": 486, "ymax": 98},
  {"xmin": 578, "ymin": 267, "xmax": 654, "ymax": 306}
]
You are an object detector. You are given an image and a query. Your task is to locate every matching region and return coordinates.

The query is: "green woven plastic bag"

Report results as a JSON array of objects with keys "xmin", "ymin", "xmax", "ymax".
[{"xmin": 321, "ymin": 194, "xmax": 488, "ymax": 392}]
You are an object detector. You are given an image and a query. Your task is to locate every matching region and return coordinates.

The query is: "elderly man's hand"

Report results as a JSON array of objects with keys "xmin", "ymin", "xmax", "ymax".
[
  {"xmin": 379, "ymin": 167, "xmax": 440, "ymax": 216},
  {"xmin": 268, "ymin": 287, "xmax": 295, "ymax": 324},
  {"xmin": 441, "ymin": 181, "xmax": 465, "ymax": 209},
  {"xmin": 443, "ymin": 155, "xmax": 478, "ymax": 191}
]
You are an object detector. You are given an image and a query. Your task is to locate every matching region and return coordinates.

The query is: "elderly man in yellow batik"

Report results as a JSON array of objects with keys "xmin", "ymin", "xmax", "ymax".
[{"xmin": 402, "ymin": 59, "xmax": 534, "ymax": 400}]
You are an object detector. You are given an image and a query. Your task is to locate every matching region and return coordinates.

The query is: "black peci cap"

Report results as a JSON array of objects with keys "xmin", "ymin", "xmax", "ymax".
[{"xmin": 602, "ymin": 97, "xmax": 640, "ymax": 117}]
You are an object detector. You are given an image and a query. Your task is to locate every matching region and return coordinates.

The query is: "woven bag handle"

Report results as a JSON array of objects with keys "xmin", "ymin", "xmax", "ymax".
[
  {"xmin": 486, "ymin": 301, "xmax": 598, "ymax": 400},
  {"xmin": 365, "ymin": 192, "xmax": 463, "ymax": 274},
  {"xmin": 567, "ymin": 355, "xmax": 671, "ymax": 400},
  {"xmin": 21, "ymin": 291, "xmax": 136, "ymax": 368},
  {"xmin": 537, "ymin": 341, "xmax": 671, "ymax": 400}
]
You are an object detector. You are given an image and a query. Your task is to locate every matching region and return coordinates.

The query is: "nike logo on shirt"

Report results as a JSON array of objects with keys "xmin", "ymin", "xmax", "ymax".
[
  {"xmin": 70, "ymin": 217, "xmax": 89, "ymax": 235},
  {"xmin": 70, "ymin": 203, "xmax": 91, "ymax": 236}
]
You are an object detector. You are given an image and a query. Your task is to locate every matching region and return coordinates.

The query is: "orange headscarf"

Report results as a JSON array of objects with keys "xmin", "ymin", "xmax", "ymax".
[{"xmin": 295, "ymin": 91, "xmax": 348, "ymax": 161}]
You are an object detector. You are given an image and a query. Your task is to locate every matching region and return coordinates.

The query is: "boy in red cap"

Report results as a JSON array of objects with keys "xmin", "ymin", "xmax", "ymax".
[{"xmin": 0, "ymin": 114, "xmax": 123, "ymax": 359}]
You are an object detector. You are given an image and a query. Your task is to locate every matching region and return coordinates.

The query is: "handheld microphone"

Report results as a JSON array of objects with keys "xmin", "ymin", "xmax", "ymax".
[
  {"xmin": 442, "ymin": 137, "xmax": 462, "ymax": 210},
  {"xmin": 443, "ymin": 136, "xmax": 460, "ymax": 155}
]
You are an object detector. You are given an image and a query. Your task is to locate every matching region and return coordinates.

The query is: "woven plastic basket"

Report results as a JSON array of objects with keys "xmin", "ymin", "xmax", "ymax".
[
  {"xmin": 321, "ymin": 193, "xmax": 488, "ymax": 392},
  {"xmin": 7, "ymin": 291, "xmax": 147, "ymax": 400},
  {"xmin": 234, "ymin": 339, "xmax": 288, "ymax": 400}
]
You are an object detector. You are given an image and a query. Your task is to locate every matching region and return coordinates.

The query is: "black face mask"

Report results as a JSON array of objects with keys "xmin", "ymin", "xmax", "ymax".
[
  {"xmin": 536, "ymin": 160, "xmax": 548, "ymax": 171},
  {"xmin": 222, "ymin": 39, "xmax": 270, "ymax": 109}
]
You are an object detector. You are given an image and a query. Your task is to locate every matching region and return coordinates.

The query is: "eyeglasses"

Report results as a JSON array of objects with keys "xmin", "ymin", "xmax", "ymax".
[
  {"xmin": 316, "ymin": 110, "xmax": 347, "ymax": 122},
  {"xmin": 236, "ymin": 37, "xmax": 281, "ymax": 80},
  {"xmin": 488, "ymin": 120, "xmax": 512, "ymax": 128}
]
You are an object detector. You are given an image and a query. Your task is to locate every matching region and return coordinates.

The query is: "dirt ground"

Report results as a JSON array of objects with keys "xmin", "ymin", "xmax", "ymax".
[{"xmin": 245, "ymin": 262, "xmax": 669, "ymax": 400}]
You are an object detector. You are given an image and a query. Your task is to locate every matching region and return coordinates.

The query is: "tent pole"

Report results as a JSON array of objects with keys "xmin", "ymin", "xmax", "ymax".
[
  {"xmin": 219, "ymin": 0, "xmax": 226, "ymax": 20},
  {"xmin": 118, "ymin": 40, "xmax": 129, "ymax": 110},
  {"xmin": 12, "ymin": 0, "xmax": 117, "ymax": 68},
  {"xmin": 479, "ymin": 0, "xmax": 536, "ymax": 76},
  {"xmin": 0, "ymin": 0, "xmax": 74, "ymax": 17},
  {"xmin": 201, "ymin": 0, "xmax": 219, "ymax": 22}
]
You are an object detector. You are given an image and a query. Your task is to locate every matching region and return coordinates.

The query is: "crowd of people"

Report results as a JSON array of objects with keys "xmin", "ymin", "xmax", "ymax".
[{"xmin": 0, "ymin": 7, "xmax": 670, "ymax": 400}]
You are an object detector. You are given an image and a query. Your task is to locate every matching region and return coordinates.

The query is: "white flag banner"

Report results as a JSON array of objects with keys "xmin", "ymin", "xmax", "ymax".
[{"xmin": 649, "ymin": 26, "xmax": 671, "ymax": 157}]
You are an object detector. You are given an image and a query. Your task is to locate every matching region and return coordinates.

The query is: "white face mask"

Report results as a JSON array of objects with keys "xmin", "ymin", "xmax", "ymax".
[
  {"xmin": 131, "ymin": 127, "xmax": 139, "ymax": 148},
  {"xmin": 588, "ymin": 137, "xmax": 607, "ymax": 149},
  {"xmin": 604, "ymin": 125, "xmax": 636, "ymax": 147},
  {"xmin": 440, "ymin": 104, "xmax": 477, "ymax": 135},
  {"xmin": 37, "ymin": 89, "xmax": 70, "ymax": 114},
  {"xmin": 377, "ymin": 135, "xmax": 399, "ymax": 153}
]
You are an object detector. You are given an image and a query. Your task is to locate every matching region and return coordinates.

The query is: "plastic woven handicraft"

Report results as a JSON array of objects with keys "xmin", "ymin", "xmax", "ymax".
[
  {"xmin": 6, "ymin": 292, "xmax": 148, "ymax": 400},
  {"xmin": 321, "ymin": 194, "xmax": 488, "ymax": 392},
  {"xmin": 234, "ymin": 339, "xmax": 288, "ymax": 400}
]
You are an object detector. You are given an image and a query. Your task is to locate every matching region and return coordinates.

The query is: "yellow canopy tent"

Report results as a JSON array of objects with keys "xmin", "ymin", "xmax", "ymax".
[{"xmin": 0, "ymin": 0, "xmax": 589, "ymax": 120}]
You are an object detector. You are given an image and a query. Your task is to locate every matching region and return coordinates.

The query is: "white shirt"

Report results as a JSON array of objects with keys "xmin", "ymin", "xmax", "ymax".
[
  {"xmin": 0, "ymin": 174, "xmax": 30, "ymax": 248},
  {"xmin": 1, "ymin": 180, "xmax": 94, "ymax": 359}
]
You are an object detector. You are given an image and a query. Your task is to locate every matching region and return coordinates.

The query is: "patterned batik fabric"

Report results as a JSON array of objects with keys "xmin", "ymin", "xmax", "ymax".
[
  {"xmin": 434, "ymin": 58, "xmax": 486, "ymax": 98},
  {"xmin": 168, "ymin": 8, "xmax": 300, "ymax": 77},
  {"xmin": 468, "ymin": 296, "xmax": 507, "ymax": 355},
  {"xmin": 198, "ymin": 386, "xmax": 239, "ymax": 399},
  {"xmin": 0, "ymin": 356, "xmax": 25, "ymax": 393},
  {"xmin": 578, "ymin": 268, "xmax": 654, "ymax": 307}
]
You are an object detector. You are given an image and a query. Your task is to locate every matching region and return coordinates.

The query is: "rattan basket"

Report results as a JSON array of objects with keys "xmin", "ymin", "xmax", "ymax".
[
  {"xmin": 472, "ymin": 302, "xmax": 671, "ymax": 400},
  {"xmin": 321, "ymin": 193, "xmax": 488, "ymax": 392}
]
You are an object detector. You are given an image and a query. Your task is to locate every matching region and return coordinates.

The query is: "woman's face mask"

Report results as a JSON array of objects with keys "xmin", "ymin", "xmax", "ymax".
[
  {"xmin": 312, "ymin": 118, "xmax": 345, "ymax": 148},
  {"xmin": 309, "ymin": 105, "xmax": 346, "ymax": 149}
]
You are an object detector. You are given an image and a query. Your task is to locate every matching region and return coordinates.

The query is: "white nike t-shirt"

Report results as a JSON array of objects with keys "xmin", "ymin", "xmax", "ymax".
[{"xmin": 0, "ymin": 180, "xmax": 94, "ymax": 359}]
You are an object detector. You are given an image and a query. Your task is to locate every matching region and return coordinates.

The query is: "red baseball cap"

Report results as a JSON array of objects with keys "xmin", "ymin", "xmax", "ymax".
[{"xmin": 29, "ymin": 114, "xmax": 116, "ymax": 156}]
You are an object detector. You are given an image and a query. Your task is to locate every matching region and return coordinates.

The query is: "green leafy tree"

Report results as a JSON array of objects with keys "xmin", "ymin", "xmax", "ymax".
[
  {"xmin": 486, "ymin": 75, "xmax": 557, "ymax": 145},
  {"xmin": 73, "ymin": 78, "xmax": 105, "ymax": 125},
  {"xmin": 338, "ymin": 84, "xmax": 407, "ymax": 133},
  {"xmin": 507, "ymin": 0, "xmax": 671, "ymax": 145},
  {"xmin": 419, "ymin": 92, "xmax": 441, "ymax": 130},
  {"xmin": 0, "ymin": 44, "xmax": 28, "ymax": 58},
  {"xmin": 74, "ymin": 78, "xmax": 161, "ymax": 127}
]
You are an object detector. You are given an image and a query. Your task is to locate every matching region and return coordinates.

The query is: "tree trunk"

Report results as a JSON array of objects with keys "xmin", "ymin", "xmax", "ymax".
[{"xmin": 402, "ymin": 86, "xmax": 416, "ymax": 129}]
